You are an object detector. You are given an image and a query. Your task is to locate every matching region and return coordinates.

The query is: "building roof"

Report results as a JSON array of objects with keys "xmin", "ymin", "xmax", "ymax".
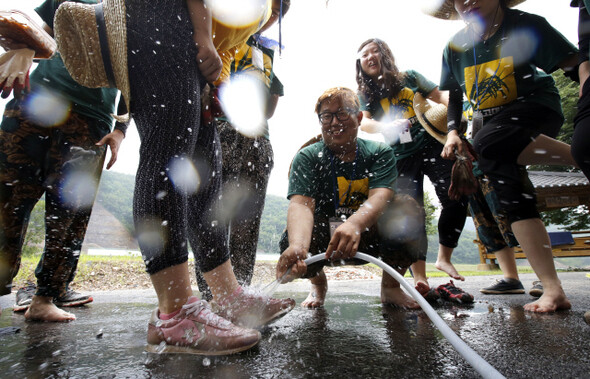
[
  {"xmin": 528, "ymin": 171, "xmax": 590, "ymax": 210},
  {"xmin": 529, "ymin": 170, "xmax": 589, "ymax": 189}
]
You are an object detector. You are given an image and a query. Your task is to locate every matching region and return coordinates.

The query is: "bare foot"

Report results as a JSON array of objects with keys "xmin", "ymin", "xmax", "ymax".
[
  {"xmin": 24, "ymin": 296, "xmax": 76, "ymax": 322},
  {"xmin": 523, "ymin": 292, "xmax": 571, "ymax": 313},
  {"xmin": 435, "ymin": 259, "xmax": 465, "ymax": 281},
  {"xmin": 381, "ymin": 287, "xmax": 420, "ymax": 309},
  {"xmin": 301, "ymin": 284, "xmax": 327, "ymax": 308},
  {"xmin": 414, "ymin": 280, "xmax": 430, "ymax": 296}
]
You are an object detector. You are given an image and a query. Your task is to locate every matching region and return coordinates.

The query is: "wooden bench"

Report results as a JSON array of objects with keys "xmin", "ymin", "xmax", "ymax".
[{"xmin": 476, "ymin": 230, "xmax": 590, "ymax": 270}]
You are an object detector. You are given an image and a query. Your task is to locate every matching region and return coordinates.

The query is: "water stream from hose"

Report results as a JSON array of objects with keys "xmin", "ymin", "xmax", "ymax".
[{"xmin": 263, "ymin": 252, "xmax": 505, "ymax": 379}]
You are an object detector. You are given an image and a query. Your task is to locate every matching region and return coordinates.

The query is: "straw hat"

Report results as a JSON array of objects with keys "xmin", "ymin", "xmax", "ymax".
[
  {"xmin": 413, "ymin": 93, "xmax": 465, "ymax": 145},
  {"xmin": 54, "ymin": 0, "xmax": 129, "ymax": 122},
  {"xmin": 424, "ymin": 0, "xmax": 526, "ymax": 20}
]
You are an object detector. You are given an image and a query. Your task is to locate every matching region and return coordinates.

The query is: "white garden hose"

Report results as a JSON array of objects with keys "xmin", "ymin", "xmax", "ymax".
[{"xmin": 302, "ymin": 252, "xmax": 505, "ymax": 379}]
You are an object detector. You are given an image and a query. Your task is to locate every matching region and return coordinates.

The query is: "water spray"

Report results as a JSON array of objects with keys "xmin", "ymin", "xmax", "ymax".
[{"xmin": 276, "ymin": 252, "xmax": 506, "ymax": 379}]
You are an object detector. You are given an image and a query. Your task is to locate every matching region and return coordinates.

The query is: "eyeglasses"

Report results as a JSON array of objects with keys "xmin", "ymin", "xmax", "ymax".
[{"xmin": 318, "ymin": 108, "xmax": 356, "ymax": 125}]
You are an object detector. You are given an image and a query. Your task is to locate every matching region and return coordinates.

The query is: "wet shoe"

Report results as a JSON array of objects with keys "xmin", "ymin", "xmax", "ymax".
[
  {"xmin": 479, "ymin": 279, "xmax": 525, "ymax": 294},
  {"xmin": 213, "ymin": 286, "xmax": 296, "ymax": 329},
  {"xmin": 13, "ymin": 282, "xmax": 36, "ymax": 312},
  {"xmin": 529, "ymin": 281, "xmax": 544, "ymax": 298},
  {"xmin": 146, "ymin": 296, "xmax": 260, "ymax": 355},
  {"xmin": 436, "ymin": 280, "xmax": 474, "ymax": 304},
  {"xmin": 54, "ymin": 290, "xmax": 93, "ymax": 307}
]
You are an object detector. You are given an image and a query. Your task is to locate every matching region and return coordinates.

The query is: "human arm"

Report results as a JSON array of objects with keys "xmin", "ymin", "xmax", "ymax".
[
  {"xmin": 0, "ymin": 48, "xmax": 34, "ymax": 98},
  {"xmin": 186, "ymin": 0, "xmax": 222, "ymax": 83},
  {"xmin": 266, "ymin": 93, "xmax": 279, "ymax": 119},
  {"xmin": 325, "ymin": 187, "xmax": 394, "ymax": 261},
  {"xmin": 426, "ymin": 87, "xmax": 449, "ymax": 106},
  {"xmin": 360, "ymin": 111, "xmax": 410, "ymax": 145},
  {"xmin": 580, "ymin": 61, "xmax": 590, "ymax": 96},
  {"xmin": 95, "ymin": 129, "xmax": 124, "ymax": 170},
  {"xmin": 275, "ymin": 195, "xmax": 315, "ymax": 282},
  {"xmin": 441, "ymin": 84, "xmax": 464, "ymax": 160}
]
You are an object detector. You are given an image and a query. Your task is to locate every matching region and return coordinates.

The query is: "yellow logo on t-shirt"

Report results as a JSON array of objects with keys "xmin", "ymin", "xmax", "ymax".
[
  {"xmin": 379, "ymin": 87, "xmax": 417, "ymax": 125},
  {"xmin": 337, "ymin": 176, "xmax": 369, "ymax": 210},
  {"xmin": 464, "ymin": 56, "xmax": 517, "ymax": 111}
]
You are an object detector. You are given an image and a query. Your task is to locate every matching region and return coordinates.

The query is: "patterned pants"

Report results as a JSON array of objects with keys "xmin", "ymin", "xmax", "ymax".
[
  {"xmin": 468, "ymin": 175, "xmax": 519, "ymax": 254},
  {"xmin": 196, "ymin": 121, "xmax": 273, "ymax": 300},
  {"xmin": 0, "ymin": 107, "xmax": 105, "ymax": 297}
]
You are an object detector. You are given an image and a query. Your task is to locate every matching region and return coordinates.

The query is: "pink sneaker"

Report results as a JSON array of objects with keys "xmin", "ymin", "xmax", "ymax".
[
  {"xmin": 213, "ymin": 286, "xmax": 296, "ymax": 329},
  {"xmin": 146, "ymin": 296, "xmax": 260, "ymax": 355}
]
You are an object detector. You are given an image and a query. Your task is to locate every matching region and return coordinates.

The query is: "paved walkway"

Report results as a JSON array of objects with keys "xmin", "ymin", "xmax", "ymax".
[{"xmin": 1, "ymin": 272, "xmax": 589, "ymax": 378}]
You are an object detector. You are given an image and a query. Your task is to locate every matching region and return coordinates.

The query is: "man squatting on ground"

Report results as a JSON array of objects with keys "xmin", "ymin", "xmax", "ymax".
[{"xmin": 276, "ymin": 87, "xmax": 424, "ymax": 309}]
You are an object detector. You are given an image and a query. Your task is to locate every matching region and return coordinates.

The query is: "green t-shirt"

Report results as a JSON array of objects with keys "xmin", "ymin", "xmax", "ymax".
[
  {"xmin": 439, "ymin": 8, "xmax": 578, "ymax": 122},
  {"xmin": 359, "ymin": 70, "xmax": 438, "ymax": 160},
  {"xmin": 288, "ymin": 138, "xmax": 397, "ymax": 219},
  {"xmin": 31, "ymin": 0, "xmax": 118, "ymax": 140},
  {"xmin": 221, "ymin": 34, "xmax": 284, "ymax": 139}
]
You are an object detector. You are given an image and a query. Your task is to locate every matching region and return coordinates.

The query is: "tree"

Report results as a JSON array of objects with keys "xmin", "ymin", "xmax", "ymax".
[{"xmin": 22, "ymin": 200, "xmax": 45, "ymax": 257}]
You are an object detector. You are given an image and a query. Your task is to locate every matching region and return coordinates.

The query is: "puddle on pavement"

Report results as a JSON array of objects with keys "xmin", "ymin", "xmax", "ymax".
[{"xmin": 1, "ymin": 292, "xmax": 589, "ymax": 378}]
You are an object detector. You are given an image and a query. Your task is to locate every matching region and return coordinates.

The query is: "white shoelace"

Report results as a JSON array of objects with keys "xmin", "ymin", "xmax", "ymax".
[{"xmin": 183, "ymin": 299, "xmax": 232, "ymax": 328}]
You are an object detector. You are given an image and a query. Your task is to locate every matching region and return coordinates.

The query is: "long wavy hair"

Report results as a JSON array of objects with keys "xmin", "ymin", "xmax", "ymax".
[{"xmin": 356, "ymin": 38, "xmax": 406, "ymax": 105}]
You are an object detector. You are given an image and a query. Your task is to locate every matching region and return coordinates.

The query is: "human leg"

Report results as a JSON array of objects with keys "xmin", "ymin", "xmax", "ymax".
[
  {"xmin": 572, "ymin": 75, "xmax": 590, "ymax": 179},
  {"xmin": 0, "ymin": 105, "xmax": 48, "ymax": 297},
  {"xmin": 511, "ymin": 219, "xmax": 570, "ymax": 312},
  {"xmin": 394, "ymin": 155, "xmax": 430, "ymax": 293},
  {"xmin": 0, "ymin": 109, "xmax": 79, "ymax": 322},
  {"xmin": 126, "ymin": 1, "xmax": 261, "ymax": 353},
  {"xmin": 301, "ymin": 269, "xmax": 328, "ymax": 308},
  {"xmin": 187, "ymin": 103, "xmax": 293, "ymax": 327},
  {"xmin": 517, "ymin": 134, "xmax": 576, "ymax": 166},
  {"xmin": 470, "ymin": 176, "xmax": 524, "ymax": 293},
  {"xmin": 378, "ymin": 194, "xmax": 422, "ymax": 308},
  {"xmin": 473, "ymin": 107, "xmax": 570, "ymax": 311},
  {"xmin": 28, "ymin": 114, "xmax": 105, "ymax": 321},
  {"xmin": 381, "ymin": 267, "xmax": 419, "ymax": 309},
  {"xmin": 423, "ymin": 140, "xmax": 468, "ymax": 280},
  {"xmin": 278, "ymin": 218, "xmax": 332, "ymax": 308},
  {"xmin": 216, "ymin": 123, "xmax": 274, "ymax": 287}
]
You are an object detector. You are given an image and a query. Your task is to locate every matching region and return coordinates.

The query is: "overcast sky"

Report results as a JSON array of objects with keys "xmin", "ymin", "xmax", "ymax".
[{"xmin": 1, "ymin": 0, "xmax": 580, "ymax": 201}]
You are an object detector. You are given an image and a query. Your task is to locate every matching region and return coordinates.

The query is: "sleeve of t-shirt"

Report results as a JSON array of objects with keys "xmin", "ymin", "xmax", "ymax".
[
  {"xmin": 35, "ymin": 0, "xmax": 58, "ymax": 29},
  {"xmin": 287, "ymin": 148, "xmax": 318, "ymax": 199},
  {"xmin": 270, "ymin": 73, "xmax": 284, "ymax": 97},
  {"xmin": 358, "ymin": 93, "xmax": 369, "ymax": 112},
  {"xmin": 368, "ymin": 143, "xmax": 397, "ymax": 190},
  {"xmin": 406, "ymin": 70, "xmax": 438, "ymax": 96},
  {"xmin": 526, "ymin": 13, "xmax": 578, "ymax": 73},
  {"xmin": 439, "ymin": 45, "xmax": 459, "ymax": 91}
]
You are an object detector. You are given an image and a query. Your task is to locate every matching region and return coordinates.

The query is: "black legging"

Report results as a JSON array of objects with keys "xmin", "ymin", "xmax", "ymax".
[
  {"xmin": 572, "ymin": 4, "xmax": 590, "ymax": 180},
  {"xmin": 395, "ymin": 138, "xmax": 467, "ymax": 261},
  {"xmin": 126, "ymin": 0, "xmax": 229, "ymax": 275}
]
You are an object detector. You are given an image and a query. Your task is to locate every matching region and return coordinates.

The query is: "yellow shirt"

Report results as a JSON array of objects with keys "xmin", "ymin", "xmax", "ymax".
[{"xmin": 211, "ymin": 0, "xmax": 271, "ymax": 86}]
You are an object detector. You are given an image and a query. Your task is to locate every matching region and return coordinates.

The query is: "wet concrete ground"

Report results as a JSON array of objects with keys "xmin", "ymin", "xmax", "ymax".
[{"xmin": 0, "ymin": 272, "xmax": 589, "ymax": 378}]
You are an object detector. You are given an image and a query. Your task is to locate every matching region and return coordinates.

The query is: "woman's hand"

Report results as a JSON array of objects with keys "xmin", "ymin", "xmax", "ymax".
[
  {"xmin": 380, "ymin": 119, "xmax": 410, "ymax": 145},
  {"xmin": 441, "ymin": 130, "xmax": 463, "ymax": 160},
  {"xmin": 95, "ymin": 129, "xmax": 125, "ymax": 170},
  {"xmin": 0, "ymin": 48, "xmax": 35, "ymax": 98},
  {"xmin": 194, "ymin": 35, "xmax": 222, "ymax": 84}
]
